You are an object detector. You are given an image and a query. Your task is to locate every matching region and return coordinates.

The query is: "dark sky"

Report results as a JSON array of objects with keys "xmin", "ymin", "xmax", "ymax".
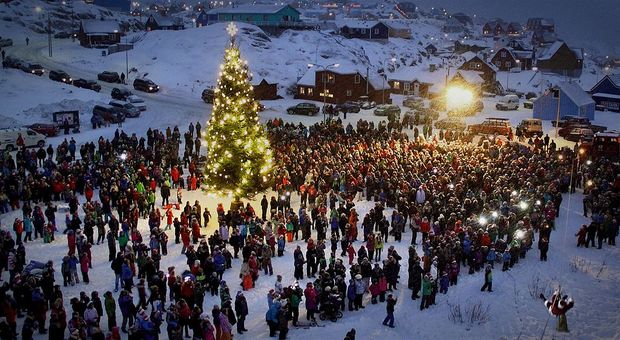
[{"xmin": 412, "ymin": 0, "xmax": 619, "ymax": 55}]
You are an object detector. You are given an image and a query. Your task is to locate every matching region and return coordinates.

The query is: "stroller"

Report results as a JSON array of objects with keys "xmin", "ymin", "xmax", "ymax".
[{"xmin": 319, "ymin": 294, "xmax": 343, "ymax": 322}]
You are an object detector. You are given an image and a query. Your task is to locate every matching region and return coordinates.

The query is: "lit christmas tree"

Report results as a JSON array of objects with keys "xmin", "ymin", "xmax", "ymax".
[{"xmin": 203, "ymin": 22, "xmax": 274, "ymax": 200}]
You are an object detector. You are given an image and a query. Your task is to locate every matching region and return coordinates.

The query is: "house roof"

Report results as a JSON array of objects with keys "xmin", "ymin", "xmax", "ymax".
[
  {"xmin": 590, "ymin": 74, "xmax": 620, "ymax": 92},
  {"xmin": 149, "ymin": 14, "xmax": 182, "ymax": 27},
  {"xmin": 513, "ymin": 50, "xmax": 533, "ymax": 59},
  {"xmin": 297, "ymin": 65, "xmax": 389, "ymax": 89},
  {"xmin": 558, "ymin": 82, "xmax": 595, "ymax": 106},
  {"xmin": 462, "ymin": 55, "xmax": 499, "ymax": 72},
  {"xmin": 389, "ymin": 66, "xmax": 447, "ymax": 86},
  {"xmin": 381, "ymin": 20, "xmax": 410, "ymax": 30},
  {"xmin": 207, "ymin": 4, "xmax": 298, "ymax": 15},
  {"xmin": 338, "ymin": 20, "xmax": 382, "ymax": 29},
  {"xmin": 81, "ymin": 19, "xmax": 119, "ymax": 33},
  {"xmin": 453, "ymin": 70, "xmax": 485, "ymax": 85},
  {"xmin": 536, "ymin": 41, "xmax": 565, "ymax": 60}
]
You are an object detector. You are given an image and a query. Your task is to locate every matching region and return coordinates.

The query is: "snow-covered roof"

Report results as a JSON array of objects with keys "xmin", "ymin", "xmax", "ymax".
[
  {"xmin": 337, "ymin": 20, "xmax": 381, "ymax": 29},
  {"xmin": 513, "ymin": 50, "xmax": 533, "ymax": 59},
  {"xmin": 381, "ymin": 20, "xmax": 410, "ymax": 30},
  {"xmin": 607, "ymin": 74, "xmax": 620, "ymax": 87},
  {"xmin": 297, "ymin": 67, "xmax": 316, "ymax": 86},
  {"xmin": 297, "ymin": 65, "xmax": 389, "ymax": 89},
  {"xmin": 389, "ymin": 66, "xmax": 446, "ymax": 85},
  {"xmin": 453, "ymin": 70, "xmax": 484, "ymax": 85},
  {"xmin": 591, "ymin": 92, "xmax": 620, "ymax": 100},
  {"xmin": 149, "ymin": 14, "xmax": 182, "ymax": 27},
  {"xmin": 81, "ymin": 19, "xmax": 119, "ymax": 33},
  {"xmin": 571, "ymin": 48, "xmax": 583, "ymax": 60},
  {"xmin": 558, "ymin": 82, "xmax": 595, "ymax": 106},
  {"xmin": 462, "ymin": 54, "xmax": 499, "ymax": 72},
  {"xmin": 536, "ymin": 41, "xmax": 564, "ymax": 60},
  {"xmin": 207, "ymin": 4, "xmax": 296, "ymax": 15}
]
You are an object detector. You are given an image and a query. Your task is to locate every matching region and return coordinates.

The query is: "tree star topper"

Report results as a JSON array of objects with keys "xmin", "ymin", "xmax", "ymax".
[{"xmin": 227, "ymin": 22, "xmax": 238, "ymax": 38}]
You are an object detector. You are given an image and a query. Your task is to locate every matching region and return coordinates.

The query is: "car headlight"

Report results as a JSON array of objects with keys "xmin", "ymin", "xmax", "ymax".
[
  {"xmin": 62, "ymin": 78, "xmax": 66, "ymax": 81},
  {"xmin": 149, "ymin": 86, "xmax": 153, "ymax": 90},
  {"xmin": 31, "ymin": 70, "xmax": 35, "ymax": 74}
]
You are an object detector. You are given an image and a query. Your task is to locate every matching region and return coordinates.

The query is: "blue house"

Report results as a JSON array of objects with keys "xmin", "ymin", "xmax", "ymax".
[
  {"xmin": 94, "ymin": 0, "xmax": 130, "ymax": 12},
  {"xmin": 202, "ymin": 4, "xmax": 302, "ymax": 28},
  {"xmin": 590, "ymin": 74, "xmax": 620, "ymax": 112},
  {"xmin": 533, "ymin": 82, "xmax": 595, "ymax": 120}
]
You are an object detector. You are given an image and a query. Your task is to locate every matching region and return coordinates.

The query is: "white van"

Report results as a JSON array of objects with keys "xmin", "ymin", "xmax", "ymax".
[
  {"xmin": 496, "ymin": 94, "xmax": 519, "ymax": 110},
  {"xmin": 0, "ymin": 128, "xmax": 46, "ymax": 151}
]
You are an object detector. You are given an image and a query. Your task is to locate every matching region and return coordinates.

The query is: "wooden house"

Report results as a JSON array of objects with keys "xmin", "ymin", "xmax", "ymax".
[
  {"xmin": 535, "ymin": 41, "xmax": 583, "ymax": 77},
  {"xmin": 338, "ymin": 21, "xmax": 389, "ymax": 40},
  {"xmin": 490, "ymin": 48, "xmax": 533, "ymax": 71},
  {"xmin": 382, "ymin": 21, "xmax": 412, "ymax": 39},
  {"xmin": 253, "ymin": 79, "xmax": 279, "ymax": 101},
  {"xmin": 296, "ymin": 66, "xmax": 389, "ymax": 104},
  {"xmin": 203, "ymin": 5, "xmax": 302, "ymax": 28},
  {"xmin": 78, "ymin": 20, "xmax": 121, "ymax": 48},
  {"xmin": 526, "ymin": 18, "xmax": 555, "ymax": 33},
  {"xmin": 145, "ymin": 14, "xmax": 185, "ymax": 30},
  {"xmin": 590, "ymin": 74, "xmax": 620, "ymax": 112},
  {"xmin": 458, "ymin": 55, "xmax": 498, "ymax": 91},
  {"xmin": 387, "ymin": 66, "xmax": 439, "ymax": 98},
  {"xmin": 425, "ymin": 43, "xmax": 438, "ymax": 56},
  {"xmin": 533, "ymin": 82, "xmax": 595, "ymax": 120}
]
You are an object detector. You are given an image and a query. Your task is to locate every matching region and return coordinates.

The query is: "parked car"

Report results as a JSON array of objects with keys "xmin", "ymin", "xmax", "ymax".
[
  {"xmin": 20, "ymin": 62, "xmax": 45, "ymax": 76},
  {"xmin": 355, "ymin": 96, "xmax": 376, "ymax": 110},
  {"xmin": 402, "ymin": 97, "xmax": 424, "ymax": 109},
  {"xmin": 336, "ymin": 101, "xmax": 361, "ymax": 114},
  {"xmin": 523, "ymin": 97, "xmax": 536, "ymax": 109},
  {"xmin": 496, "ymin": 94, "xmax": 519, "ymax": 110},
  {"xmin": 516, "ymin": 118, "xmax": 543, "ymax": 138},
  {"xmin": 111, "ymin": 88, "xmax": 133, "ymax": 101},
  {"xmin": 26, "ymin": 123, "xmax": 60, "ymax": 137},
  {"xmin": 127, "ymin": 95, "xmax": 147, "ymax": 111},
  {"xmin": 48, "ymin": 69, "xmax": 73, "ymax": 84},
  {"xmin": 73, "ymin": 78, "xmax": 101, "ymax": 92},
  {"xmin": 468, "ymin": 118, "xmax": 512, "ymax": 136},
  {"xmin": 0, "ymin": 38, "xmax": 13, "ymax": 47},
  {"xmin": 373, "ymin": 104, "xmax": 401, "ymax": 117},
  {"xmin": 564, "ymin": 127, "xmax": 594, "ymax": 142},
  {"xmin": 447, "ymin": 99, "xmax": 483, "ymax": 117},
  {"xmin": 287, "ymin": 103, "xmax": 319, "ymax": 116},
  {"xmin": 0, "ymin": 128, "xmax": 46, "ymax": 151},
  {"xmin": 3, "ymin": 56, "xmax": 23, "ymax": 69},
  {"xmin": 53, "ymin": 32, "xmax": 72, "ymax": 39},
  {"xmin": 109, "ymin": 100, "xmax": 141, "ymax": 118},
  {"xmin": 202, "ymin": 88, "xmax": 215, "ymax": 103},
  {"xmin": 434, "ymin": 117, "xmax": 466, "ymax": 131},
  {"xmin": 97, "ymin": 71, "xmax": 121, "ymax": 83},
  {"xmin": 92, "ymin": 104, "xmax": 126, "ymax": 123},
  {"xmin": 552, "ymin": 115, "xmax": 606, "ymax": 133},
  {"xmin": 133, "ymin": 78, "xmax": 160, "ymax": 93}
]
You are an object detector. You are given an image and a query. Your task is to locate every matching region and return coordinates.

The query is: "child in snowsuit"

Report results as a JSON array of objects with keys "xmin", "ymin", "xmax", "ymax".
[
  {"xmin": 439, "ymin": 273, "xmax": 449, "ymax": 294},
  {"xmin": 502, "ymin": 249, "xmax": 511, "ymax": 271}
]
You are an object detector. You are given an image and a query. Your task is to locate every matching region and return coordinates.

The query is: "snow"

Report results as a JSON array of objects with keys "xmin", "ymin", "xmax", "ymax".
[
  {"xmin": 454, "ymin": 70, "xmax": 485, "ymax": 85},
  {"xmin": 592, "ymin": 93, "xmax": 620, "ymax": 100},
  {"xmin": 557, "ymin": 82, "xmax": 595, "ymax": 106},
  {"xmin": 207, "ymin": 4, "xmax": 294, "ymax": 15},
  {"xmin": 536, "ymin": 41, "xmax": 565, "ymax": 61}
]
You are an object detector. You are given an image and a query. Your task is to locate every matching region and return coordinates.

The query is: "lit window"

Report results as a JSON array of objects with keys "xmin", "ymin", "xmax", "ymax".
[
  {"xmin": 354, "ymin": 74, "xmax": 361, "ymax": 84},
  {"xmin": 393, "ymin": 81, "xmax": 400, "ymax": 89},
  {"xmin": 300, "ymin": 87, "xmax": 305, "ymax": 95},
  {"xmin": 308, "ymin": 88, "xmax": 313, "ymax": 95}
]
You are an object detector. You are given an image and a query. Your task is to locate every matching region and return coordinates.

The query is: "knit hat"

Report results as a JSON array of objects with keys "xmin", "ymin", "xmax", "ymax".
[{"xmin": 355, "ymin": 274, "xmax": 362, "ymax": 280}]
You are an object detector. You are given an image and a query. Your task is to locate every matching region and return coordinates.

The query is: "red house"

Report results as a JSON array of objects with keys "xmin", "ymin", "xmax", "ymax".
[
  {"xmin": 490, "ymin": 48, "xmax": 533, "ymax": 71},
  {"xmin": 78, "ymin": 20, "xmax": 121, "ymax": 48},
  {"xmin": 295, "ymin": 66, "xmax": 389, "ymax": 104}
]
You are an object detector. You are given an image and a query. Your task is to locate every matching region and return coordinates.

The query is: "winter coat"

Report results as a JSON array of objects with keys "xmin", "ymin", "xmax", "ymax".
[
  {"xmin": 347, "ymin": 282, "xmax": 356, "ymax": 300},
  {"xmin": 265, "ymin": 300, "xmax": 280, "ymax": 323},
  {"xmin": 421, "ymin": 276, "xmax": 432, "ymax": 296},
  {"xmin": 355, "ymin": 279, "xmax": 365, "ymax": 294},
  {"xmin": 118, "ymin": 294, "xmax": 134, "ymax": 317},
  {"xmin": 121, "ymin": 263, "xmax": 133, "ymax": 280},
  {"xmin": 235, "ymin": 296, "xmax": 248, "ymax": 317},
  {"xmin": 304, "ymin": 288, "xmax": 317, "ymax": 310},
  {"xmin": 502, "ymin": 252, "xmax": 511, "ymax": 263}
]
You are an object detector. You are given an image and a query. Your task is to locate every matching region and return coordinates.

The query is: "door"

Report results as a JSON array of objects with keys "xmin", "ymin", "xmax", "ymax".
[{"xmin": 413, "ymin": 83, "xmax": 420, "ymax": 97}]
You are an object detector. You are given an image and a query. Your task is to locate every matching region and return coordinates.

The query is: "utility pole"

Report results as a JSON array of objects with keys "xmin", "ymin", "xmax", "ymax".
[{"xmin": 48, "ymin": 11, "xmax": 53, "ymax": 57}]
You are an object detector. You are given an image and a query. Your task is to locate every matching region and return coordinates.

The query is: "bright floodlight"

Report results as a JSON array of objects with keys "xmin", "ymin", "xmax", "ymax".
[
  {"xmin": 120, "ymin": 153, "xmax": 127, "ymax": 161},
  {"xmin": 515, "ymin": 229, "xmax": 525, "ymax": 239},
  {"xmin": 479, "ymin": 216, "xmax": 488, "ymax": 225},
  {"xmin": 536, "ymin": 200, "xmax": 541, "ymax": 205},
  {"xmin": 519, "ymin": 201, "xmax": 528, "ymax": 210},
  {"xmin": 445, "ymin": 86, "xmax": 474, "ymax": 111}
]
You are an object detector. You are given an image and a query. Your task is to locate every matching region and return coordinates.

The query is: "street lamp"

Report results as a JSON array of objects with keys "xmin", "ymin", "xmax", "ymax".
[
  {"xmin": 36, "ymin": 6, "xmax": 53, "ymax": 57},
  {"xmin": 308, "ymin": 62, "xmax": 340, "ymax": 123},
  {"xmin": 381, "ymin": 57, "xmax": 396, "ymax": 104}
]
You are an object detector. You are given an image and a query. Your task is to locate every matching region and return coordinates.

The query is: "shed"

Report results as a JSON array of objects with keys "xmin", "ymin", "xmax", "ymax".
[
  {"xmin": 253, "ymin": 79, "xmax": 279, "ymax": 101},
  {"xmin": 533, "ymin": 82, "xmax": 595, "ymax": 120},
  {"xmin": 78, "ymin": 20, "xmax": 121, "ymax": 48},
  {"xmin": 590, "ymin": 74, "xmax": 620, "ymax": 112}
]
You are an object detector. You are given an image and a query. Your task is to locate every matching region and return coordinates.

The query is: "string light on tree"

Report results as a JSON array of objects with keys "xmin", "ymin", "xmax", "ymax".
[{"xmin": 203, "ymin": 22, "xmax": 274, "ymax": 200}]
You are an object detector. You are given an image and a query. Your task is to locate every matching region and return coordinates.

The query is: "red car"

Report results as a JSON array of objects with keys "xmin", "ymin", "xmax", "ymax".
[{"xmin": 27, "ymin": 123, "xmax": 60, "ymax": 137}]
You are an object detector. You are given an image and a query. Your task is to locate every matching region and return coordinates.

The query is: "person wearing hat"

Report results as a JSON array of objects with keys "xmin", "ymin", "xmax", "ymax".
[
  {"xmin": 480, "ymin": 265, "xmax": 493, "ymax": 292},
  {"xmin": 354, "ymin": 274, "xmax": 365, "ymax": 310},
  {"xmin": 382, "ymin": 294, "xmax": 397, "ymax": 328}
]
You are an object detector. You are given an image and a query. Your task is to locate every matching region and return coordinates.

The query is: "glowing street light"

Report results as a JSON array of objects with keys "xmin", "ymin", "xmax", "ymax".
[{"xmin": 445, "ymin": 86, "xmax": 474, "ymax": 111}]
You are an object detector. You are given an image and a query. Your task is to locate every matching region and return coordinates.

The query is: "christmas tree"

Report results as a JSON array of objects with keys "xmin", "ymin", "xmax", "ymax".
[{"xmin": 203, "ymin": 23, "xmax": 274, "ymax": 199}]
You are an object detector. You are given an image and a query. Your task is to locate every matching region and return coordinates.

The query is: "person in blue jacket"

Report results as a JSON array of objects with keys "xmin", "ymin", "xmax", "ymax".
[
  {"xmin": 121, "ymin": 260, "xmax": 133, "ymax": 290},
  {"xmin": 265, "ymin": 297, "xmax": 281, "ymax": 337},
  {"xmin": 486, "ymin": 248, "xmax": 497, "ymax": 268},
  {"xmin": 347, "ymin": 279, "xmax": 356, "ymax": 311},
  {"xmin": 118, "ymin": 290, "xmax": 135, "ymax": 333},
  {"xmin": 213, "ymin": 250, "xmax": 226, "ymax": 281},
  {"xmin": 502, "ymin": 249, "xmax": 511, "ymax": 272}
]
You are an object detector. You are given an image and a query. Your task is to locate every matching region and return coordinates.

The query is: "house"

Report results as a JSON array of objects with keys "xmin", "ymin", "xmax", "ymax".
[
  {"xmin": 94, "ymin": 0, "xmax": 130, "ymax": 12},
  {"xmin": 338, "ymin": 21, "xmax": 389, "ymax": 40},
  {"xmin": 253, "ymin": 79, "xmax": 279, "ymax": 101},
  {"xmin": 203, "ymin": 4, "xmax": 302, "ymax": 28},
  {"xmin": 458, "ymin": 55, "xmax": 498, "ymax": 91},
  {"xmin": 425, "ymin": 43, "xmax": 438, "ymax": 56},
  {"xmin": 442, "ymin": 18, "xmax": 464, "ymax": 33},
  {"xmin": 387, "ymin": 67, "xmax": 438, "ymax": 97},
  {"xmin": 78, "ymin": 20, "xmax": 121, "ymax": 48},
  {"xmin": 535, "ymin": 41, "xmax": 583, "ymax": 77},
  {"xmin": 506, "ymin": 22, "xmax": 522, "ymax": 36},
  {"xmin": 490, "ymin": 48, "xmax": 533, "ymax": 71},
  {"xmin": 589, "ymin": 74, "xmax": 620, "ymax": 112},
  {"xmin": 382, "ymin": 21, "xmax": 411, "ymax": 39},
  {"xmin": 295, "ymin": 65, "xmax": 389, "ymax": 104},
  {"xmin": 483, "ymin": 20, "xmax": 522, "ymax": 37},
  {"xmin": 533, "ymin": 82, "xmax": 595, "ymax": 120},
  {"xmin": 449, "ymin": 70, "xmax": 485, "ymax": 93},
  {"xmin": 196, "ymin": 10, "xmax": 209, "ymax": 27},
  {"xmin": 145, "ymin": 14, "xmax": 185, "ymax": 30},
  {"xmin": 531, "ymin": 30, "xmax": 558, "ymax": 46},
  {"xmin": 454, "ymin": 40, "xmax": 489, "ymax": 54},
  {"xmin": 526, "ymin": 18, "xmax": 555, "ymax": 33}
]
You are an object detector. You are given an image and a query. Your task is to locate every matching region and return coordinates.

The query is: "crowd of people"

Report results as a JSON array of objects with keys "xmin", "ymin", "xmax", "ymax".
[{"xmin": 0, "ymin": 116, "xmax": 617, "ymax": 339}]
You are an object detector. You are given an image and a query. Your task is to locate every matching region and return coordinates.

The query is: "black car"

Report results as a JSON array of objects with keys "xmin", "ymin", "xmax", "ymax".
[
  {"xmin": 92, "ymin": 104, "xmax": 126, "ymax": 123},
  {"xmin": 73, "ymin": 78, "xmax": 101, "ymax": 92},
  {"xmin": 49, "ymin": 70, "xmax": 73, "ymax": 84},
  {"xmin": 3, "ymin": 56, "xmax": 23, "ymax": 69},
  {"xmin": 287, "ymin": 103, "xmax": 320, "ymax": 116},
  {"xmin": 335, "ymin": 101, "xmax": 361, "ymax": 113},
  {"xmin": 202, "ymin": 88, "xmax": 215, "ymax": 103},
  {"xmin": 21, "ymin": 62, "xmax": 45, "ymax": 76},
  {"xmin": 53, "ymin": 32, "xmax": 72, "ymax": 39},
  {"xmin": 97, "ymin": 71, "xmax": 121, "ymax": 83},
  {"xmin": 111, "ymin": 88, "xmax": 133, "ymax": 101},
  {"xmin": 133, "ymin": 78, "xmax": 160, "ymax": 93}
]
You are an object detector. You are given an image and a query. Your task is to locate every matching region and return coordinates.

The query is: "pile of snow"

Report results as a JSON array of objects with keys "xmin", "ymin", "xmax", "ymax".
[{"xmin": 21, "ymin": 98, "xmax": 97, "ymax": 121}]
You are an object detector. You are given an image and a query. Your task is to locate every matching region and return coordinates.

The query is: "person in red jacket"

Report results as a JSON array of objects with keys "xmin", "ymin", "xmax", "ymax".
[
  {"xmin": 346, "ymin": 243, "xmax": 356, "ymax": 265},
  {"xmin": 80, "ymin": 253, "xmax": 90, "ymax": 284},
  {"xmin": 181, "ymin": 225, "xmax": 191, "ymax": 254},
  {"xmin": 191, "ymin": 218, "xmax": 201, "ymax": 244},
  {"xmin": 165, "ymin": 209, "xmax": 174, "ymax": 230},
  {"xmin": 13, "ymin": 218, "xmax": 23, "ymax": 245},
  {"xmin": 575, "ymin": 224, "xmax": 587, "ymax": 247}
]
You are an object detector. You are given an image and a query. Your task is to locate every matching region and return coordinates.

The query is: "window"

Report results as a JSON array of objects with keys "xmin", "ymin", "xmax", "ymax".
[
  {"xmin": 393, "ymin": 81, "xmax": 400, "ymax": 90},
  {"xmin": 374, "ymin": 28, "xmax": 379, "ymax": 34},
  {"xmin": 346, "ymin": 90, "xmax": 352, "ymax": 96},
  {"xmin": 308, "ymin": 88, "xmax": 313, "ymax": 96},
  {"xmin": 354, "ymin": 74, "xmax": 361, "ymax": 84},
  {"xmin": 495, "ymin": 60, "xmax": 502, "ymax": 67},
  {"xmin": 300, "ymin": 87, "xmax": 305, "ymax": 95},
  {"xmin": 470, "ymin": 62, "xmax": 476, "ymax": 69},
  {"xmin": 361, "ymin": 28, "xmax": 366, "ymax": 34},
  {"xmin": 501, "ymin": 51, "xmax": 507, "ymax": 58},
  {"xmin": 404, "ymin": 82, "xmax": 410, "ymax": 91},
  {"xmin": 328, "ymin": 74, "xmax": 335, "ymax": 83},
  {"xmin": 505, "ymin": 61, "xmax": 511, "ymax": 68}
]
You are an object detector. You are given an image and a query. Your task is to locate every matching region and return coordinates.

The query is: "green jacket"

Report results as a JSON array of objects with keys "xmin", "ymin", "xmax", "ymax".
[
  {"xmin": 118, "ymin": 233, "xmax": 129, "ymax": 249},
  {"xmin": 290, "ymin": 293, "xmax": 301, "ymax": 308},
  {"xmin": 136, "ymin": 182, "xmax": 145, "ymax": 194},
  {"xmin": 422, "ymin": 276, "xmax": 432, "ymax": 296},
  {"xmin": 105, "ymin": 296, "xmax": 116, "ymax": 317}
]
